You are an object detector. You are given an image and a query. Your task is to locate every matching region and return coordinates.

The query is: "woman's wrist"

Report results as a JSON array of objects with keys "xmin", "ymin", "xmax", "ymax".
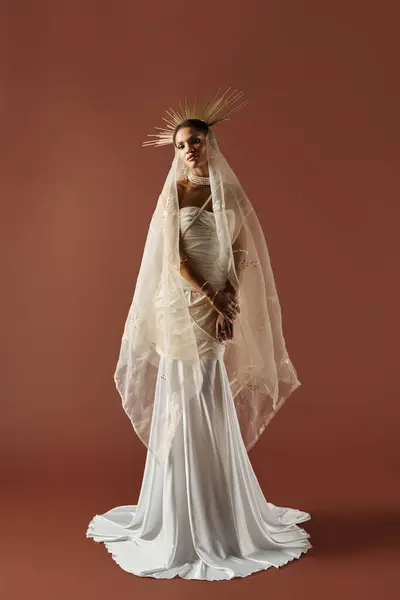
[
  {"xmin": 224, "ymin": 280, "xmax": 237, "ymax": 298},
  {"xmin": 199, "ymin": 280, "xmax": 215, "ymax": 302}
]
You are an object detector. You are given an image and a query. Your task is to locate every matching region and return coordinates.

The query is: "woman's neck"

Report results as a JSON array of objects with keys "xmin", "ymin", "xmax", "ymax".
[{"xmin": 189, "ymin": 165, "xmax": 209, "ymax": 177}]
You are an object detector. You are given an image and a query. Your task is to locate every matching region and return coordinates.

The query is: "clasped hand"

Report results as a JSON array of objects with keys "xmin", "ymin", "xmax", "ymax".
[{"xmin": 211, "ymin": 290, "xmax": 240, "ymax": 342}]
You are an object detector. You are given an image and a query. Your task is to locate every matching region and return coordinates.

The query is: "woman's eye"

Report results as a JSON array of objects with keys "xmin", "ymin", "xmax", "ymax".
[{"xmin": 177, "ymin": 137, "xmax": 199, "ymax": 149}]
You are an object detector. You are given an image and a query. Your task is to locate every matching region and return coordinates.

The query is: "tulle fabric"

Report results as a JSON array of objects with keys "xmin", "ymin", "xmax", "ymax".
[{"xmin": 114, "ymin": 131, "xmax": 302, "ymax": 463}]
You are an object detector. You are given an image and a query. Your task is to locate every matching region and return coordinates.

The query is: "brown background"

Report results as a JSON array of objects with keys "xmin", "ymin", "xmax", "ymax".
[{"xmin": 2, "ymin": 1, "xmax": 399, "ymax": 598}]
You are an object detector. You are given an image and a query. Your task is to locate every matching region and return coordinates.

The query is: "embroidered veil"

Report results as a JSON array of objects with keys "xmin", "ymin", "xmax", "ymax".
[{"xmin": 114, "ymin": 98, "xmax": 302, "ymax": 463}]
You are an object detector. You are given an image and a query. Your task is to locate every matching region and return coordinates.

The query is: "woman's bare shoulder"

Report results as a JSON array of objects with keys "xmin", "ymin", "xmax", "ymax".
[
  {"xmin": 177, "ymin": 178, "xmax": 189, "ymax": 190},
  {"xmin": 177, "ymin": 178, "xmax": 189, "ymax": 204}
]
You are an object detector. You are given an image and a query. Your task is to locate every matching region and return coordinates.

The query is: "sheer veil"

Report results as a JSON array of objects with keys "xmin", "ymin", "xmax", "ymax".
[{"xmin": 114, "ymin": 130, "xmax": 302, "ymax": 463}]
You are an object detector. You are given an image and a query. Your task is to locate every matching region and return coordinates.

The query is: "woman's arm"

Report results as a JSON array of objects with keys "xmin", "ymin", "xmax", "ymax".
[
  {"xmin": 179, "ymin": 243, "xmax": 216, "ymax": 301},
  {"xmin": 179, "ymin": 243, "xmax": 239, "ymax": 322}
]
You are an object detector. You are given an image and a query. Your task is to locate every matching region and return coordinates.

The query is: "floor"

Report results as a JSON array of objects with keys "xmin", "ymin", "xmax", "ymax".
[{"xmin": 3, "ymin": 383, "xmax": 399, "ymax": 599}]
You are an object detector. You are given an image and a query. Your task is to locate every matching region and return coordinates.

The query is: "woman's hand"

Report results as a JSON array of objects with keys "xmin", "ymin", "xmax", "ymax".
[
  {"xmin": 215, "ymin": 313, "xmax": 233, "ymax": 342},
  {"xmin": 211, "ymin": 290, "xmax": 240, "ymax": 323}
]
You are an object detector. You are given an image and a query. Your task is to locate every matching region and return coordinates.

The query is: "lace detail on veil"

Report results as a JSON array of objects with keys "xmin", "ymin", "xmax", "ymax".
[
  {"xmin": 114, "ymin": 132, "xmax": 302, "ymax": 462},
  {"xmin": 164, "ymin": 195, "xmax": 175, "ymax": 213}
]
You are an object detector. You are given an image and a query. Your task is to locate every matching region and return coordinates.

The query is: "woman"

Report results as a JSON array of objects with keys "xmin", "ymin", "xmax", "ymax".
[{"xmin": 86, "ymin": 89, "xmax": 312, "ymax": 580}]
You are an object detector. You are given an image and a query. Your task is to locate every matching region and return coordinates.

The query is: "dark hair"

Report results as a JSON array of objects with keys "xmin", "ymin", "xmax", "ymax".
[{"xmin": 173, "ymin": 119, "xmax": 209, "ymax": 146}]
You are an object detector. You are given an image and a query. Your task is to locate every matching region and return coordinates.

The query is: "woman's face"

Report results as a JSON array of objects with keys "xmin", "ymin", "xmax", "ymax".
[{"xmin": 174, "ymin": 127, "xmax": 208, "ymax": 171}]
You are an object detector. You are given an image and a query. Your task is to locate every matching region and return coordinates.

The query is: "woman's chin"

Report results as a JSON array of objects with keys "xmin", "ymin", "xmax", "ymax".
[{"xmin": 189, "ymin": 160, "xmax": 207, "ymax": 171}]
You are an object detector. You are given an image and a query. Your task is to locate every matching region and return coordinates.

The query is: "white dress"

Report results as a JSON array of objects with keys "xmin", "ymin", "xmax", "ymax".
[{"xmin": 86, "ymin": 204, "xmax": 312, "ymax": 580}]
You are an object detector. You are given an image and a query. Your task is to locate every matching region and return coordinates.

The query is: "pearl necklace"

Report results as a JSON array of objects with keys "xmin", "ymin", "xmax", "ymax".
[{"xmin": 188, "ymin": 172, "xmax": 211, "ymax": 188}]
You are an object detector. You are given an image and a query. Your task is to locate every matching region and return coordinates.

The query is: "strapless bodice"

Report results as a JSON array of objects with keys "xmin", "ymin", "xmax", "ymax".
[
  {"xmin": 179, "ymin": 207, "xmax": 235, "ymax": 291},
  {"xmin": 178, "ymin": 206, "xmax": 236, "ymax": 357}
]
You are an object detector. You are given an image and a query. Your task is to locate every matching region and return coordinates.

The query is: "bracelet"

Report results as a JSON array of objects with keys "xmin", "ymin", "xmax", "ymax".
[
  {"xmin": 180, "ymin": 256, "xmax": 188, "ymax": 265},
  {"xmin": 200, "ymin": 280, "xmax": 209, "ymax": 292},
  {"xmin": 232, "ymin": 248, "xmax": 248, "ymax": 255},
  {"xmin": 211, "ymin": 289, "xmax": 220, "ymax": 305}
]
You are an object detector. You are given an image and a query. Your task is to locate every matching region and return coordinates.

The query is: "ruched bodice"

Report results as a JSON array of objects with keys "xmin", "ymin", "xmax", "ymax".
[
  {"xmin": 179, "ymin": 206, "xmax": 235, "ymax": 291},
  {"xmin": 178, "ymin": 206, "xmax": 236, "ymax": 358}
]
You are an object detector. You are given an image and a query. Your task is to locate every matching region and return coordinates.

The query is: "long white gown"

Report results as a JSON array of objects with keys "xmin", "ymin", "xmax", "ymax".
[{"xmin": 86, "ymin": 204, "xmax": 312, "ymax": 580}]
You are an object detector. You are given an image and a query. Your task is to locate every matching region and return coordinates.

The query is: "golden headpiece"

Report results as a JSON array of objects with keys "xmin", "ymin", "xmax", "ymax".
[{"xmin": 143, "ymin": 87, "xmax": 249, "ymax": 147}]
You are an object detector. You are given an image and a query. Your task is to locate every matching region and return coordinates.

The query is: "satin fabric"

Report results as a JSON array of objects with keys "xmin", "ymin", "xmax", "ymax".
[
  {"xmin": 86, "ymin": 355, "xmax": 311, "ymax": 580},
  {"xmin": 86, "ymin": 207, "xmax": 312, "ymax": 579}
]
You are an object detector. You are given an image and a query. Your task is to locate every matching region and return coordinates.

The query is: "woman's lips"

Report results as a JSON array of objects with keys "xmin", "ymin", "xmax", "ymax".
[{"xmin": 187, "ymin": 155, "xmax": 197, "ymax": 161}]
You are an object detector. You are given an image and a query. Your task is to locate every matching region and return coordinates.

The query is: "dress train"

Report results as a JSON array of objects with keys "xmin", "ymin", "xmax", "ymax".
[{"xmin": 86, "ymin": 356, "xmax": 312, "ymax": 580}]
